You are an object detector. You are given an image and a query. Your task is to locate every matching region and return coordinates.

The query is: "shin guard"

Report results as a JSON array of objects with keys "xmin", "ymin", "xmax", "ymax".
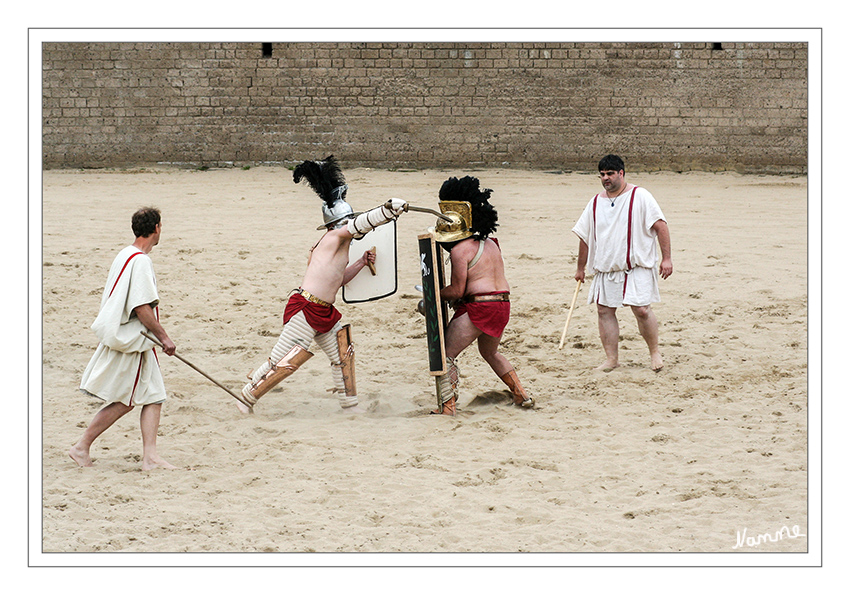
[
  {"xmin": 335, "ymin": 325, "xmax": 358, "ymax": 408},
  {"xmin": 242, "ymin": 345, "xmax": 313, "ymax": 406}
]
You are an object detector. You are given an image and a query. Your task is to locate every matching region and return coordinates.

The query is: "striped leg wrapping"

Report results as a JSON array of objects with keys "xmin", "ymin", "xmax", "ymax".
[
  {"xmin": 242, "ymin": 312, "xmax": 316, "ymax": 405},
  {"xmin": 436, "ymin": 357, "xmax": 459, "ymax": 407}
]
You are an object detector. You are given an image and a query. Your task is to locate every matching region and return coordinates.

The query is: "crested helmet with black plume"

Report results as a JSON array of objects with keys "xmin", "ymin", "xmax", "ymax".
[
  {"xmin": 430, "ymin": 175, "xmax": 499, "ymax": 245},
  {"xmin": 293, "ymin": 155, "xmax": 358, "ymax": 230}
]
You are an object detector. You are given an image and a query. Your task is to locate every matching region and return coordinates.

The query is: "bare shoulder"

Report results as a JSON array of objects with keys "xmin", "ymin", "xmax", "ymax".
[
  {"xmin": 329, "ymin": 225, "xmax": 353, "ymax": 241},
  {"xmin": 314, "ymin": 227, "xmax": 350, "ymax": 249},
  {"xmin": 450, "ymin": 238, "xmax": 479, "ymax": 260}
]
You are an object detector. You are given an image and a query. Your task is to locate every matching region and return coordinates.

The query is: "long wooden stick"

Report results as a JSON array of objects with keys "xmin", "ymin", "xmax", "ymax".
[
  {"xmin": 140, "ymin": 331, "xmax": 246, "ymax": 405},
  {"xmin": 558, "ymin": 280, "xmax": 583, "ymax": 350}
]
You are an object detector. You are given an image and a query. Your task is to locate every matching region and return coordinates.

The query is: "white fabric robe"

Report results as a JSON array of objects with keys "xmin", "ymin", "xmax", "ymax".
[
  {"xmin": 572, "ymin": 186, "xmax": 666, "ymax": 306},
  {"xmin": 80, "ymin": 246, "xmax": 166, "ymax": 406}
]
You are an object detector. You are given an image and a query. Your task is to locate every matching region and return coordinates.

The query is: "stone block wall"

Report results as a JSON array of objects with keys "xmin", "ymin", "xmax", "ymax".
[{"xmin": 42, "ymin": 42, "xmax": 808, "ymax": 173}]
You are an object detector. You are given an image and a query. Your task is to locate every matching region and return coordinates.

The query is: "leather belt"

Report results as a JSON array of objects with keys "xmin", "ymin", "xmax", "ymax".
[
  {"xmin": 463, "ymin": 293, "xmax": 510, "ymax": 304},
  {"xmin": 295, "ymin": 288, "xmax": 332, "ymax": 307}
]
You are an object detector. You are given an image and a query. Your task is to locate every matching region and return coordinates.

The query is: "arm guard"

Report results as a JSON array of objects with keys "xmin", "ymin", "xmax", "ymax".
[{"xmin": 347, "ymin": 198, "xmax": 407, "ymax": 239}]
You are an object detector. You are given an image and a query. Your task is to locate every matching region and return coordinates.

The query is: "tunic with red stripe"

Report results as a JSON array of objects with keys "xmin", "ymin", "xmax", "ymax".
[
  {"xmin": 571, "ymin": 186, "xmax": 666, "ymax": 305},
  {"xmin": 80, "ymin": 245, "xmax": 167, "ymax": 406}
]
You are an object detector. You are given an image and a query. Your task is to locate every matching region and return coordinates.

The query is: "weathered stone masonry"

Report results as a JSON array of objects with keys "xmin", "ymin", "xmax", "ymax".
[{"xmin": 42, "ymin": 42, "xmax": 807, "ymax": 173}]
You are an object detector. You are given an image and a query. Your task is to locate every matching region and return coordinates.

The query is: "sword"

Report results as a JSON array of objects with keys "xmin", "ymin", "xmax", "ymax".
[{"xmin": 389, "ymin": 201, "xmax": 453, "ymax": 222}]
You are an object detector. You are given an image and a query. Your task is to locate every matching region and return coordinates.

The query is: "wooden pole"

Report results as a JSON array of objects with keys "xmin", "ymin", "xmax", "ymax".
[
  {"xmin": 140, "ymin": 331, "xmax": 248, "ymax": 406},
  {"xmin": 558, "ymin": 280, "xmax": 583, "ymax": 350}
]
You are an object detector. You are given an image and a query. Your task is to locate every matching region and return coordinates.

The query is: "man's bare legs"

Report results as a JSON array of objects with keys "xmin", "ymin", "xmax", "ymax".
[
  {"xmin": 477, "ymin": 332, "xmax": 513, "ymax": 377},
  {"xmin": 69, "ymin": 402, "xmax": 134, "ymax": 467},
  {"xmin": 596, "ymin": 304, "xmax": 621, "ymax": 371},
  {"xmin": 443, "ymin": 313, "xmax": 532, "ymax": 407},
  {"xmin": 432, "ymin": 314, "xmax": 482, "ymax": 415},
  {"xmin": 140, "ymin": 403, "xmax": 176, "ymax": 470},
  {"xmin": 448, "ymin": 314, "xmax": 521, "ymax": 379},
  {"xmin": 631, "ymin": 305, "xmax": 664, "ymax": 371},
  {"xmin": 594, "ymin": 304, "xmax": 663, "ymax": 371},
  {"xmin": 70, "ymin": 401, "xmax": 176, "ymax": 470},
  {"xmin": 479, "ymin": 332, "xmax": 534, "ymax": 407},
  {"xmin": 445, "ymin": 313, "xmax": 481, "ymax": 360}
]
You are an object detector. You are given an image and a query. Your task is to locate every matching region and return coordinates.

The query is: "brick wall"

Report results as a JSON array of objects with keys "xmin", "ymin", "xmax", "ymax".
[{"xmin": 42, "ymin": 42, "xmax": 808, "ymax": 173}]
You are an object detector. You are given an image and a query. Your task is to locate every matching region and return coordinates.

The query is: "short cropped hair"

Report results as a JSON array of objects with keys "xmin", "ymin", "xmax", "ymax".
[
  {"xmin": 598, "ymin": 154, "xmax": 625, "ymax": 173},
  {"xmin": 131, "ymin": 207, "xmax": 161, "ymax": 238}
]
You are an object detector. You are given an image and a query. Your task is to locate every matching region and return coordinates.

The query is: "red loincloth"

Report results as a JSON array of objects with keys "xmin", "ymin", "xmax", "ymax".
[
  {"xmin": 451, "ymin": 291, "xmax": 511, "ymax": 338},
  {"xmin": 283, "ymin": 292, "xmax": 342, "ymax": 334}
]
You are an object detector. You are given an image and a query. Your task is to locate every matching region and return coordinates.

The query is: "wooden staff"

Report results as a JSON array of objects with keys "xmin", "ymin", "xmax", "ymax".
[
  {"xmin": 140, "ymin": 331, "xmax": 247, "ymax": 406},
  {"xmin": 558, "ymin": 280, "xmax": 583, "ymax": 350}
]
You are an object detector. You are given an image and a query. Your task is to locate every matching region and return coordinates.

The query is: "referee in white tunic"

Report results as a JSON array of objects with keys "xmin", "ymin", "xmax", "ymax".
[{"xmin": 572, "ymin": 155, "xmax": 673, "ymax": 372}]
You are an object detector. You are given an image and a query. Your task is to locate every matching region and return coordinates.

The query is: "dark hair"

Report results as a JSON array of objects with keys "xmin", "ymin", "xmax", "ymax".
[
  {"xmin": 131, "ymin": 207, "xmax": 161, "ymax": 237},
  {"xmin": 439, "ymin": 176, "xmax": 499, "ymax": 240},
  {"xmin": 598, "ymin": 154, "xmax": 625, "ymax": 173}
]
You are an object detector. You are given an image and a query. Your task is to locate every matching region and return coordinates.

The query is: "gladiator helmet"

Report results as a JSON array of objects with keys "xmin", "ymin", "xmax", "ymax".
[
  {"xmin": 430, "ymin": 201, "xmax": 473, "ymax": 243},
  {"xmin": 429, "ymin": 176, "xmax": 499, "ymax": 244},
  {"xmin": 292, "ymin": 155, "xmax": 359, "ymax": 230}
]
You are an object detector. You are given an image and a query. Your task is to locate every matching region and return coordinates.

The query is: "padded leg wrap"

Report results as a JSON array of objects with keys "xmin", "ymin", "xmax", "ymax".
[
  {"xmin": 241, "ymin": 345, "xmax": 313, "ymax": 406},
  {"xmin": 433, "ymin": 357, "xmax": 459, "ymax": 416}
]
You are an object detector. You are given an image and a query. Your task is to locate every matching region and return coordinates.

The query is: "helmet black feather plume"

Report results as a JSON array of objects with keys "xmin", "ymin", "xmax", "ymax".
[
  {"xmin": 292, "ymin": 155, "xmax": 347, "ymax": 206},
  {"xmin": 439, "ymin": 176, "xmax": 498, "ymax": 239}
]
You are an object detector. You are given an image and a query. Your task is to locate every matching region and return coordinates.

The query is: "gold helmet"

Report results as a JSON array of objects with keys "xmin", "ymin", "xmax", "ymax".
[{"xmin": 429, "ymin": 201, "xmax": 473, "ymax": 243}]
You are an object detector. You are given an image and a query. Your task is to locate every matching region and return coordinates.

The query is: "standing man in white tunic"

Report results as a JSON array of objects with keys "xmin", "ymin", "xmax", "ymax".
[
  {"xmin": 572, "ymin": 155, "xmax": 673, "ymax": 372},
  {"xmin": 69, "ymin": 207, "xmax": 177, "ymax": 470}
]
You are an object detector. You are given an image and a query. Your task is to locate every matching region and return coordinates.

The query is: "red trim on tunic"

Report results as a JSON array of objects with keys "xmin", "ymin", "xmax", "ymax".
[
  {"xmin": 592, "ymin": 187, "xmax": 639, "ymax": 275},
  {"xmin": 109, "ymin": 251, "xmax": 144, "ymax": 297},
  {"xmin": 451, "ymin": 291, "xmax": 511, "ymax": 338},
  {"xmin": 129, "ymin": 353, "xmax": 143, "ymax": 406},
  {"xmin": 625, "ymin": 186, "xmax": 637, "ymax": 269},
  {"xmin": 283, "ymin": 292, "xmax": 342, "ymax": 334},
  {"xmin": 592, "ymin": 194, "xmax": 599, "ymax": 243}
]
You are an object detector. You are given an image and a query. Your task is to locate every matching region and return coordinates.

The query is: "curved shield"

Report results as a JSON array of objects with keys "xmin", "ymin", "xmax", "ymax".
[{"xmin": 342, "ymin": 220, "xmax": 398, "ymax": 303}]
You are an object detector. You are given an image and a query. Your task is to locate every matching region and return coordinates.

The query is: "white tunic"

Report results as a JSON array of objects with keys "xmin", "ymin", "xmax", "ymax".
[
  {"xmin": 79, "ymin": 246, "xmax": 166, "ymax": 406},
  {"xmin": 572, "ymin": 186, "xmax": 666, "ymax": 307}
]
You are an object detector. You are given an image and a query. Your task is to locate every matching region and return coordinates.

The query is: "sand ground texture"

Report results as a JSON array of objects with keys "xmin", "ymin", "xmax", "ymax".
[{"xmin": 41, "ymin": 167, "xmax": 808, "ymax": 555}]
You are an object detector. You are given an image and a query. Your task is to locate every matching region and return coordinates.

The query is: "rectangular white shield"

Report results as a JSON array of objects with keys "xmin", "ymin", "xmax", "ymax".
[{"xmin": 342, "ymin": 220, "xmax": 398, "ymax": 303}]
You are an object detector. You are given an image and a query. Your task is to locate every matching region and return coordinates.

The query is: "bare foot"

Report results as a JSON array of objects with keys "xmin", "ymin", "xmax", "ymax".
[
  {"xmin": 142, "ymin": 456, "xmax": 178, "ymax": 471},
  {"xmin": 594, "ymin": 361, "xmax": 619, "ymax": 373},
  {"xmin": 339, "ymin": 405, "xmax": 365, "ymax": 414},
  {"xmin": 68, "ymin": 445, "xmax": 92, "ymax": 467},
  {"xmin": 651, "ymin": 352, "xmax": 664, "ymax": 372}
]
